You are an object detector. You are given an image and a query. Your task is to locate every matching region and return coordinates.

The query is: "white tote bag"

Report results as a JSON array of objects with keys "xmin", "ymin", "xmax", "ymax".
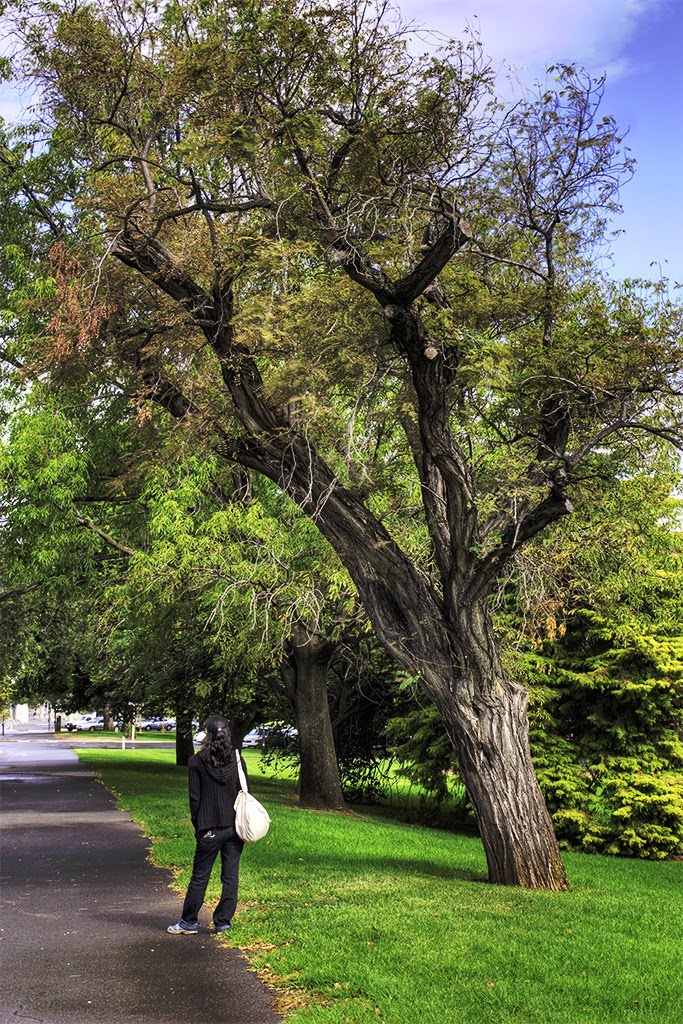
[{"xmin": 234, "ymin": 751, "xmax": 271, "ymax": 843}]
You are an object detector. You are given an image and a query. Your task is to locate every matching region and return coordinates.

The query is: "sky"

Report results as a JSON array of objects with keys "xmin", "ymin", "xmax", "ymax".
[
  {"xmin": 398, "ymin": 0, "xmax": 683, "ymax": 283},
  {"xmin": 1, "ymin": 0, "xmax": 681, "ymax": 283}
]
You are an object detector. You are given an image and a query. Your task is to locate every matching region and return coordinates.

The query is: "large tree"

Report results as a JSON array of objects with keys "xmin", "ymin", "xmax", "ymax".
[{"xmin": 6, "ymin": 0, "xmax": 683, "ymax": 888}]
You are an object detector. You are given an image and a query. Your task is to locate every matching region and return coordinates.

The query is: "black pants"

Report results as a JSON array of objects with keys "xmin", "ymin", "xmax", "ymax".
[{"xmin": 180, "ymin": 826, "xmax": 244, "ymax": 928}]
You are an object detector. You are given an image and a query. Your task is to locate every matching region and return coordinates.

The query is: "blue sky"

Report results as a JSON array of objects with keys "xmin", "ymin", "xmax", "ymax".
[{"xmin": 1, "ymin": 0, "xmax": 681, "ymax": 282}]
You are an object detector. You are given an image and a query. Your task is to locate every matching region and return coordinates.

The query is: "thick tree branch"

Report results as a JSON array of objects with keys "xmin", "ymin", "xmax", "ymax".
[
  {"xmin": 112, "ymin": 232, "xmax": 213, "ymax": 321},
  {"xmin": 288, "ymin": 139, "xmax": 396, "ymax": 303},
  {"xmin": 112, "ymin": 231, "xmax": 282, "ymax": 435},
  {"xmin": 111, "ymin": 229, "xmax": 454, "ymax": 682},
  {"xmin": 469, "ymin": 483, "xmax": 574, "ymax": 600},
  {"xmin": 386, "ymin": 305, "xmax": 478, "ymax": 582},
  {"xmin": 0, "ymin": 348, "xmax": 25, "ymax": 370},
  {"xmin": 0, "ymin": 581, "xmax": 43, "ymax": 604},
  {"xmin": 399, "ymin": 408, "xmax": 452, "ymax": 581},
  {"xmin": 393, "ymin": 217, "xmax": 473, "ymax": 305},
  {"xmin": 211, "ymin": 435, "xmax": 455, "ymax": 687},
  {"xmin": 124, "ymin": 345, "xmax": 201, "ymax": 421},
  {"xmin": 74, "ymin": 513, "xmax": 138, "ymax": 557}
]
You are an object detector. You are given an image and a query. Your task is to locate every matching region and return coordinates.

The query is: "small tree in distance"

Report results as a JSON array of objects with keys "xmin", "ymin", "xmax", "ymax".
[{"xmin": 6, "ymin": 0, "xmax": 683, "ymax": 889}]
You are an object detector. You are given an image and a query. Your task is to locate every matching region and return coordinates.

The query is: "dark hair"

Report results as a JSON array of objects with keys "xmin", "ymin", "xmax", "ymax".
[{"xmin": 199, "ymin": 715, "xmax": 233, "ymax": 767}]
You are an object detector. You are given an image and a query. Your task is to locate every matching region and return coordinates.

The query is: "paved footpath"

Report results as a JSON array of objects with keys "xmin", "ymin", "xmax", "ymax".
[{"xmin": 0, "ymin": 738, "xmax": 281, "ymax": 1024}]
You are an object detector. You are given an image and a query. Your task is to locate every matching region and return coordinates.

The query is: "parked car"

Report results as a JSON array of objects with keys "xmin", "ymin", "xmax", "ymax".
[
  {"xmin": 241, "ymin": 724, "xmax": 298, "ymax": 750},
  {"xmin": 242, "ymin": 727, "xmax": 267, "ymax": 748},
  {"xmin": 71, "ymin": 714, "xmax": 105, "ymax": 732},
  {"xmin": 140, "ymin": 717, "xmax": 176, "ymax": 732},
  {"xmin": 64, "ymin": 714, "xmax": 93, "ymax": 732}
]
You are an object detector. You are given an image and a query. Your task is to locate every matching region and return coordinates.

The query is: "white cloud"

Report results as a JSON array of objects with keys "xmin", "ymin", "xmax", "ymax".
[
  {"xmin": 398, "ymin": 0, "xmax": 674, "ymax": 78},
  {"xmin": 0, "ymin": 84, "xmax": 26, "ymax": 123},
  {"xmin": 0, "ymin": 79, "xmax": 42, "ymax": 126}
]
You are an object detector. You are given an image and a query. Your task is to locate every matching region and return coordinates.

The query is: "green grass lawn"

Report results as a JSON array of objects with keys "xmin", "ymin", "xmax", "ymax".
[
  {"xmin": 77, "ymin": 748, "xmax": 683, "ymax": 1024},
  {"xmin": 57, "ymin": 730, "xmax": 176, "ymax": 741}
]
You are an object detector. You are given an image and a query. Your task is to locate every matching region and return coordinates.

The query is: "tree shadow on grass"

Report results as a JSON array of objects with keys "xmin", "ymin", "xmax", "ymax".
[
  {"xmin": 251, "ymin": 776, "xmax": 298, "ymax": 799},
  {"xmin": 282, "ymin": 850, "xmax": 484, "ymax": 883}
]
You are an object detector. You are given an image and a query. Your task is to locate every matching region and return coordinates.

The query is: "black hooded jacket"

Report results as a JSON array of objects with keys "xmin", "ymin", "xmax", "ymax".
[{"xmin": 187, "ymin": 751, "xmax": 248, "ymax": 832}]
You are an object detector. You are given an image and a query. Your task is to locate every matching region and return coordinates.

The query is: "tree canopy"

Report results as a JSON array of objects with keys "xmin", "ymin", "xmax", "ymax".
[{"xmin": 2, "ymin": 0, "xmax": 682, "ymax": 887}]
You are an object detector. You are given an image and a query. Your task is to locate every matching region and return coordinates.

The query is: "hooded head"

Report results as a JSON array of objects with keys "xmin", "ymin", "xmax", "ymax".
[
  {"xmin": 200, "ymin": 715, "xmax": 233, "ymax": 770},
  {"xmin": 204, "ymin": 715, "xmax": 230, "ymax": 739}
]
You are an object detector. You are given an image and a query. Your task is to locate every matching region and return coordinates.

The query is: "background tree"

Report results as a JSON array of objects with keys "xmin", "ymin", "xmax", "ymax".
[
  {"xmin": 118, "ymin": 449, "xmax": 356, "ymax": 798},
  {"xmin": 507, "ymin": 459, "xmax": 683, "ymax": 859}
]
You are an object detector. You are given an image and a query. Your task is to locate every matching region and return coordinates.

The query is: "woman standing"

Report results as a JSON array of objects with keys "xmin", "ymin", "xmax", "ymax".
[{"xmin": 168, "ymin": 715, "xmax": 246, "ymax": 934}]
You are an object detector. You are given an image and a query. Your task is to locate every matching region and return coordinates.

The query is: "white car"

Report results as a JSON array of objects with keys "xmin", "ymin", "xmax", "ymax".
[
  {"xmin": 140, "ymin": 717, "xmax": 176, "ymax": 731},
  {"xmin": 242, "ymin": 727, "xmax": 267, "ymax": 748},
  {"xmin": 73, "ymin": 715, "xmax": 105, "ymax": 732}
]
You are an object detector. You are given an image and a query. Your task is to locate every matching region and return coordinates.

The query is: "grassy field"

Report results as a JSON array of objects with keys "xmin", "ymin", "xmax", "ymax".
[
  {"xmin": 77, "ymin": 748, "xmax": 683, "ymax": 1024},
  {"xmin": 58, "ymin": 730, "xmax": 176, "ymax": 740}
]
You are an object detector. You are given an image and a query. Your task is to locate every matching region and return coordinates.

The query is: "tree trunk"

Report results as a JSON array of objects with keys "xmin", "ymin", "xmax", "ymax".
[
  {"xmin": 175, "ymin": 712, "xmax": 195, "ymax": 767},
  {"xmin": 230, "ymin": 719, "xmax": 252, "ymax": 752},
  {"xmin": 345, "ymin": 566, "xmax": 570, "ymax": 888},
  {"xmin": 281, "ymin": 631, "xmax": 346, "ymax": 811},
  {"xmin": 438, "ymin": 685, "xmax": 567, "ymax": 888},
  {"xmin": 430, "ymin": 602, "xmax": 569, "ymax": 890}
]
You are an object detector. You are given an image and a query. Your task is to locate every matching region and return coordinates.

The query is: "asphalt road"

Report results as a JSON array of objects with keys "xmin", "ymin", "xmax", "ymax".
[{"xmin": 0, "ymin": 739, "xmax": 281, "ymax": 1024}]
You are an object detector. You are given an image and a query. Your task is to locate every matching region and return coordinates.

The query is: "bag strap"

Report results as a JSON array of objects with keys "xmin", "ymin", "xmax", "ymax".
[{"xmin": 235, "ymin": 750, "xmax": 248, "ymax": 793}]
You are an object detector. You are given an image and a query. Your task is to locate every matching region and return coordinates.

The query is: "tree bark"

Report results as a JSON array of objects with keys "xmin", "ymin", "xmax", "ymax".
[
  {"xmin": 433, "ymin": 602, "xmax": 568, "ymax": 889},
  {"xmin": 447, "ymin": 690, "xmax": 567, "ymax": 888},
  {"xmin": 230, "ymin": 718, "xmax": 252, "ymax": 753},
  {"xmin": 175, "ymin": 712, "xmax": 195, "ymax": 767},
  {"xmin": 341, "ymin": 564, "xmax": 569, "ymax": 888},
  {"xmin": 281, "ymin": 630, "xmax": 346, "ymax": 811}
]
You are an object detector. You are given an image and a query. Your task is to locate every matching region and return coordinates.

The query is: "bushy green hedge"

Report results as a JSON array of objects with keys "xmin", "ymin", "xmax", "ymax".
[
  {"xmin": 383, "ymin": 610, "xmax": 683, "ymax": 859},
  {"xmin": 524, "ymin": 614, "xmax": 683, "ymax": 859},
  {"xmin": 534, "ymin": 754, "xmax": 683, "ymax": 859}
]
